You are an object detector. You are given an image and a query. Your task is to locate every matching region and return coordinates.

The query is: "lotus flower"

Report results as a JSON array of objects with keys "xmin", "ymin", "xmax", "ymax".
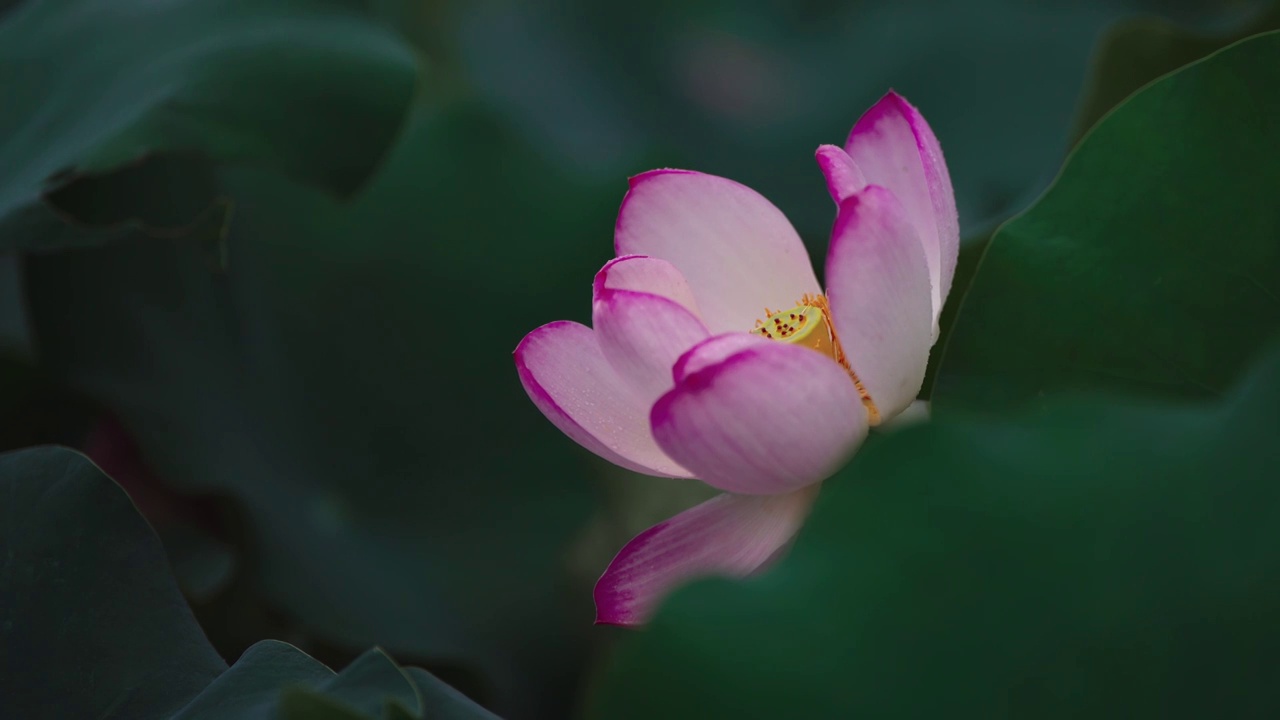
[{"xmin": 515, "ymin": 91, "xmax": 958, "ymax": 626}]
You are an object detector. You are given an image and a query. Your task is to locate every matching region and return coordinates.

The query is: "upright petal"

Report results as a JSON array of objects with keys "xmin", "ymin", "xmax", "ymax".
[
  {"xmin": 651, "ymin": 335, "xmax": 868, "ymax": 495},
  {"xmin": 515, "ymin": 322, "xmax": 690, "ymax": 478},
  {"xmin": 615, "ymin": 170, "xmax": 821, "ymax": 334},
  {"xmin": 593, "ymin": 288, "xmax": 710, "ymax": 405},
  {"xmin": 844, "ymin": 91, "xmax": 959, "ymax": 320},
  {"xmin": 593, "ymin": 254, "xmax": 704, "ymax": 320},
  {"xmin": 815, "ymin": 144, "xmax": 866, "ymax": 204},
  {"xmin": 825, "ymin": 186, "xmax": 934, "ymax": 421},
  {"xmin": 594, "ymin": 485, "xmax": 819, "ymax": 626}
]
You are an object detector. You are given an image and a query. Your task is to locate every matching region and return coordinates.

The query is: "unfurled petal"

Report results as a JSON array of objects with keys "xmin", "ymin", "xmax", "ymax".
[
  {"xmin": 615, "ymin": 170, "xmax": 821, "ymax": 334},
  {"xmin": 844, "ymin": 91, "xmax": 959, "ymax": 320},
  {"xmin": 515, "ymin": 322, "xmax": 690, "ymax": 477},
  {"xmin": 826, "ymin": 186, "xmax": 934, "ymax": 421},
  {"xmin": 651, "ymin": 336, "xmax": 868, "ymax": 494},
  {"xmin": 815, "ymin": 144, "xmax": 866, "ymax": 204},
  {"xmin": 594, "ymin": 485, "xmax": 819, "ymax": 626},
  {"xmin": 593, "ymin": 289, "xmax": 710, "ymax": 404},
  {"xmin": 593, "ymin": 254, "xmax": 703, "ymax": 320}
]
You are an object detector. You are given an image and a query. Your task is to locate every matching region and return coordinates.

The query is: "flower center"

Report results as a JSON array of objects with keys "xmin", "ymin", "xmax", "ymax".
[{"xmin": 752, "ymin": 293, "xmax": 881, "ymax": 424}]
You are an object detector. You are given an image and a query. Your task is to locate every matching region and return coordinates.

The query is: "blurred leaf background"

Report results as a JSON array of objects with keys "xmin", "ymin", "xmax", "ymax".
[{"xmin": 1, "ymin": 0, "xmax": 1277, "ymax": 718}]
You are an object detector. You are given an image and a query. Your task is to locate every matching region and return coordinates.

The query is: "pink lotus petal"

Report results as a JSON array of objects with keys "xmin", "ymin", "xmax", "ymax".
[
  {"xmin": 515, "ymin": 322, "xmax": 690, "ymax": 477},
  {"xmin": 815, "ymin": 144, "xmax": 866, "ymax": 204},
  {"xmin": 826, "ymin": 186, "xmax": 934, "ymax": 421},
  {"xmin": 844, "ymin": 91, "xmax": 959, "ymax": 321},
  {"xmin": 615, "ymin": 169, "xmax": 821, "ymax": 335},
  {"xmin": 651, "ymin": 338, "xmax": 868, "ymax": 494},
  {"xmin": 593, "ymin": 254, "xmax": 703, "ymax": 321},
  {"xmin": 593, "ymin": 288, "xmax": 710, "ymax": 405},
  {"xmin": 594, "ymin": 485, "xmax": 819, "ymax": 626},
  {"xmin": 671, "ymin": 332, "xmax": 764, "ymax": 383}
]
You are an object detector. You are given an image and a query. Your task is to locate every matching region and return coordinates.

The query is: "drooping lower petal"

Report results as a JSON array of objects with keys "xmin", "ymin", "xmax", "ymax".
[
  {"xmin": 593, "ymin": 288, "xmax": 710, "ymax": 404},
  {"xmin": 651, "ymin": 335, "xmax": 868, "ymax": 495},
  {"xmin": 615, "ymin": 169, "xmax": 821, "ymax": 334},
  {"xmin": 825, "ymin": 186, "xmax": 934, "ymax": 421},
  {"xmin": 815, "ymin": 144, "xmax": 866, "ymax": 204},
  {"xmin": 594, "ymin": 485, "xmax": 819, "ymax": 626},
  {"xmin": 593, "ymin": 254, "xmax": 704, "ymax": 321},
  {"xmin": 844, "ymin": 91, "xmax": 959, "ymax": 321},
  {"xmin": 515, "ymin": 321, "xmax": 689, "ymax": 477}
]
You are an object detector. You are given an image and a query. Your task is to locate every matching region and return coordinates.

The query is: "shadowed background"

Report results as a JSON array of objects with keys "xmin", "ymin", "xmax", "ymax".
[{"xmin": 1, "ymin": 1, "xmax": 1276, "ymax": 718}]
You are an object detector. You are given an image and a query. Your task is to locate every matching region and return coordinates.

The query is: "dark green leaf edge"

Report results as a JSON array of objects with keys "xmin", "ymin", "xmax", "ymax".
[
  {"xmin": 0, "ymin": 0, "xmax": 423, "ymax": 253},
  {"xmin": 1069, "ymin": 3, "xmax": 1280, "ymax": 147},
  {"xmin": 587, "ymin": 333, "xmax": 1280, "ymax": 717},
  {"xmin": 0, "ymin": 446, "xmax": 496, "ymax": 720},
  {"xmin": 927, "ymin": 29, "xmax": 1280, "ymax": 415}
]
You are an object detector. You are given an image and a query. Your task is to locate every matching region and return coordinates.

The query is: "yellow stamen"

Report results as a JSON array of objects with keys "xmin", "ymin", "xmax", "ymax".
[{"xmin": 752, "ymin": 293, "xmax": 882, "ymax": 425}]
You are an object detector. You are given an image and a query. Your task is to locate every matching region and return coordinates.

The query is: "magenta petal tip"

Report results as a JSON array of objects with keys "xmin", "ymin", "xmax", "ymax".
[{"xmin": 815, "ymin": 144, "xmax": 867, "ymax": 205}]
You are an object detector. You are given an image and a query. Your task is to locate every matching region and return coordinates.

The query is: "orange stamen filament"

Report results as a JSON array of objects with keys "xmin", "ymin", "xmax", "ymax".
[{"xmin": 752, "ymin": 293, "xmax": 882, "ymax": 425}]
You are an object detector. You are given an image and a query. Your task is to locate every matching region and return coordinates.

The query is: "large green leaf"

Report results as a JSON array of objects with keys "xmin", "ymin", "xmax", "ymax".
[
  {"xmin": 925, "ymin": 7, "xmax": 1280, "ymax": 400},
  {"xmin": 23, "ymin": 99, "xmax": 615, "ymax": 719},
  {"xmin": 0, "ymin": 446, "xmax": 227, "ymax": 719},
  {"xmin": 0, "ymin": 445, "xmax": 227, "ymax": 712},
  {"xmin": 590, "ymin": 342, "xmax": 1280, "ymax": 718},
  {"xmin": 0, "ymin": 446, "xmax": 496, "ymax": 720},
  {"xmin": 0, "ymin": 0, "xmax": 418, "ymax": 252},
  {"xmin": 932, "ymin": 31, "xmax": 1280, "ymax": 414}
]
